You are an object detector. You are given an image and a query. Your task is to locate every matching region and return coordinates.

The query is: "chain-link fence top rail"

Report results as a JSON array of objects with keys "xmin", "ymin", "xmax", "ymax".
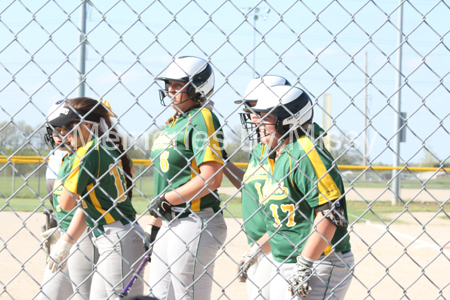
[{"xmin": 1, "ymin": 0, "xmax": 450, "ymax": 299}]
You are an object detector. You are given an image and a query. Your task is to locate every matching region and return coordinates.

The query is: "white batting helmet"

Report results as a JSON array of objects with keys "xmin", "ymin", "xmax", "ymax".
[
  {"xmin": 156, "ymin": 56, "xmax": 214, "ymax": 105},
  {"xmin": 248, "ymin": 85, "xmax": 313, "ymax": 136}
]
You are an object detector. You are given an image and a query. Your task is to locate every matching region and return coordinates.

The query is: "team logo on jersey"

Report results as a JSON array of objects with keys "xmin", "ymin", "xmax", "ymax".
[
  {"xmin": 151, "ymin": 132, "xmax": 177, "ymax": 150},
  {"xmin": 53, "ymin": 179, "xmax": 64, "ymax": 195},
  {"xmin": 243, "ymin": 161, "xmax": 271, "ymax": 183},
  {"xmin": 261, "ymin": 179, "xmax": 289, "ymax": 204}
]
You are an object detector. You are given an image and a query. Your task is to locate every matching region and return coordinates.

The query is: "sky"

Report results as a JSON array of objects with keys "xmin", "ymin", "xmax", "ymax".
[{"xmin": 0, "ymin": 0, "xmax": 449, "ymax": 165}]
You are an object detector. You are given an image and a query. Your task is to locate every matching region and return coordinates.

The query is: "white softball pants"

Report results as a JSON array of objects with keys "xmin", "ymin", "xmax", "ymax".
[
  {"xmin": 246, "ymin": 252, "xmax": 274, "ymax": 300},
  {"xmin": 148, "ymin": 208, "xmax": 227, "ymax": 300},
  {"xmin": 38, "ymin": 229, "xmax": 97, "ymax": 300},
  {"xmin": 90, "ymin": 220, "xmax": 145, "ymax": 299},
  {"xmin": 270, "ymin": 251, "xmax": 354, "ymax": 300}
]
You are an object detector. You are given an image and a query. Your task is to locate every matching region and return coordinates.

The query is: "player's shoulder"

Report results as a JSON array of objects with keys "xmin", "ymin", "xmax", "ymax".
[
  {"xmin": 189, "ymin": 107, "xmax": 220, "ymax": 127},
  {"xmin": 251, "ymin": 143, "xmax": 267, "ymax": 157},
  {"xmin": 74, "ymin": 138, "xmax": 99, "ymax": 161},
  {"xmin": 293, "ymin": 134, "xmax": 333, "ymax": 168}
]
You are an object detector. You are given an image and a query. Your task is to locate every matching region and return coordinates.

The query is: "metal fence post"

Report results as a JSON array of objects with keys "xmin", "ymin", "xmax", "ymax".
[
  {"xmin": 37, "ymin": 162, "xmax": 40, "ymax": 197},
  {"xmin": 139, "ymin": 163, "xmax": 142, "ymax": 191},
  {"xmin": 12, "ymin": 162, "xmax": 15, "ymax": 194}
]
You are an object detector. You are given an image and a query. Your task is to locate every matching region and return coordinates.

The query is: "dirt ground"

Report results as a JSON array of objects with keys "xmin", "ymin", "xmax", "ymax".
[{"xmin": 1, "ymin": 211, "xmax": 449, "ymax": 300}]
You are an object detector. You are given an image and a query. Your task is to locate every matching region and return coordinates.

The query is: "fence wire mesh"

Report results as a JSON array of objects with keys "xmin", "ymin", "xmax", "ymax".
[{"xmin": 1, "ymin": 0, "xmax": 450, "ymax": 299}]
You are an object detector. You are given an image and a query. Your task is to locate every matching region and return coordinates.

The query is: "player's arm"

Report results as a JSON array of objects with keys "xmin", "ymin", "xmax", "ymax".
[
  {"xmin": 301, "ymin": 211, "xmax": 337, "ymax": 260},
  {"xmin": 62, "ymin": 207, "xmax": 88, "ymax": 244},
  {"xmin": 47, "ymin": 207, "xmax": 87, "ymax": 273},
  {"xmin": 223, "ymin": 161, "xmax": 244, "ymax": 189},
  {"xmin": 59, "ymin": 189, "xmax": 79, "ymax": 211},
  {"xmin": 288, "ymin": 208, "xmax": 340, "ymax": 297},
  {"xmin": 165, "ymin": 161, "xmax": 223, "ymax": 205}
]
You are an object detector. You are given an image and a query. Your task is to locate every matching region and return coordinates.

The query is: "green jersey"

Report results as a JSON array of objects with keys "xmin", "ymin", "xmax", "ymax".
[
  {"xmin": 63, "ymin": 137, "xmax": 136, "ymax": 228},
  {"xmin": 150, "ymin": 107, "xmax": 224, "ymax": 212},
  {"xmin": 52, "ymin": 153, "xmax": 74, "ymax": 231},
  {"xmin": 241, "ymin": 143, "xmax": 270, "ymax": 244},
  {"xmin": 262, "ymin": 132, "xmax": 351, "ymax": 263}
]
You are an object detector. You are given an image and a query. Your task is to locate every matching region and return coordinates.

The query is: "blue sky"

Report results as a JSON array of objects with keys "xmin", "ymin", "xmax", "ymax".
[{"xmin": 0, "ymin": 0, "xmax": 449, "ymax": 165}]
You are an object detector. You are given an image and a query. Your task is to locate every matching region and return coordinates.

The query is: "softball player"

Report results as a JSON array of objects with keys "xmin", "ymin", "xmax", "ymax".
[
  {"xmin": 39, "ymin": 100, "xmax": 98, "ymax": 300},
  {"xmin": 223, "ymin": 75, "xmax": 291, "ymax": 300},
  {"xmin": 248, "ymin": 85, "xmax": 354, "ymax": 300},
  {"xmin": 146, "ymin": 56, "xmax": 227, "ymax": 300},
  {"xmin": 46, "ymin": 97, "xmax": 145, "ymax": 299}
]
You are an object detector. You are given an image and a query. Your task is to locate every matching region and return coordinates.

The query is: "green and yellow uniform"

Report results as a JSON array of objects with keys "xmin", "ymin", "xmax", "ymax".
[
  {"xmin": 150, "ymin": 107, "xmax": 224, "ymax": 211},
  {"xmin": 241, "ymin": 143, "xmax": 270, "ymax": 244},
  {"xmin": 52, "ymin": 154, "xmax": 74, "ymax": 231},
  {"xmin": 262, "ymin": 132, "xmax": 351, "ymax": 263},
  {"xmin": 62, "ymin": 137, "xmax": 136, "ymax": 232}
]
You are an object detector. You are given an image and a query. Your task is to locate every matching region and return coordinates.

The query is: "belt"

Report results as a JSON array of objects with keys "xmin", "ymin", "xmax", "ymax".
[
  {"xmin": 171, "ymin": 210, "xmax": 191, "ymax": 219},
  {"xmin": 92, "ymin": 216, "xmax": 134, "ymax": 237},
  {"xmin": 170, "ymin": 205, "xmax": 222, "ymax": 220}
]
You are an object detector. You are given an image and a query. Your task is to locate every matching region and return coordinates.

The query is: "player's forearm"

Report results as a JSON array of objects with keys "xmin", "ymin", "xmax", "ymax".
[
  {"xmin": 149, "ymin": 215, "xmax": 162, "ymax": 228},
  {"xmin": 223, "ymin": 162, "xmax": 244, "ymax": 188},
  {"xmin": 165, "ymin": 170, "xmax": 223, "ymax": 205},
  {"xmin": 165, "ymin": 162, "xmax": 223, "ymax": 205},
  {"xmin": 62, "ymin": 208, "xmax": 88, "ymax": 245},
  {"xmin": 256, "ymin": 232, "xmax": 271, "ymax": 254},
  {"xmin": 301, "ymin": 211, "xmax": 337, "ymax": 260}
]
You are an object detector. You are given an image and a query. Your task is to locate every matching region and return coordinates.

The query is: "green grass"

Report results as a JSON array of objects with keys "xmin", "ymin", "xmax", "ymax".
[
  {"xmin": 0, "ymin": 198, "xmax": 49, "ymax": 212},
  {"xmin": 343, "ymin": 177, "xmax": 450, "ymax": 189},
  {"xmin": 346, "ymin": 201, "xmax": 447, "ymax": 224}
]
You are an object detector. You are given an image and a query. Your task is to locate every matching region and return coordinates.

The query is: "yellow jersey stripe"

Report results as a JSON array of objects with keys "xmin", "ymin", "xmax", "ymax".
[
  {"xmin": 86, "ymin": 183, "xmax": 115, "ymax": 223},
  {"xmin": 298, "ymin": 136, "xmax": 341, "ymax": 205},
  {"xmin": 324, "ymin": 244, "xmax": 333, "ymax": 255},
  {"xmin": 199, "ymin": 108, "xmax": 223, "ymax": 165},
  {"xmin": 64, "ymin": 140, "xmax": 94, "ymax": 193},
  {"xmin": 190, "ymin": 157, "xmax": 201, "ymax": 211}
]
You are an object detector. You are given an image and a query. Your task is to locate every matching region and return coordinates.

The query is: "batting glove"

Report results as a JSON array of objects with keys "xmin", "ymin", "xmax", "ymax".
[
  {"xmin": 288, "ymin": 255, "xmax": 314, "ymax": 297},
  {"xmin": 143, "ymin": 224, "xmax": 160, "ymax": 262},
  {"xmin": 237, "ymin": 243, "xmax": 261, "ymax": 283},
  {"xmin": 47, "ymin": 239, "xmax": 72, "ymax": 273},
  {"xmin": 41, "ymin": 228, "xmax": 61, "ymax": 252},
  {"xmin": 148, "ymin": 194, "xmax": 172, "ymax": 221}
]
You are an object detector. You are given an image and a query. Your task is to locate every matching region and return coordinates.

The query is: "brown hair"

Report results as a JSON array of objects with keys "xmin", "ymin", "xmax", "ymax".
[{"xmin": 67, "ymin": 97, "xmax": 133, "ymax": 200}]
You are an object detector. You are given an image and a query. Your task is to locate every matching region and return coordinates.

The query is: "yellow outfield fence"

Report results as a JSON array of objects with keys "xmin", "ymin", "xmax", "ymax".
[{"xmin": 1, "ymin": 156, "xmax": 448, "ymax": 173}]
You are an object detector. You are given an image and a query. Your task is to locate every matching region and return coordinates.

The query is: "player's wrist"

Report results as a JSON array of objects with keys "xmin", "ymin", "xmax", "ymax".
[{"xmin": 297, "ymin": 255, "xmax": 315, "ymax": 268}]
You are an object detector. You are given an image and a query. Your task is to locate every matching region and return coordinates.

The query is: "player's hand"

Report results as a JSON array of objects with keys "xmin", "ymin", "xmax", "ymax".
[
  {"xmin": 47, "ymin": 239, "xmax": 72, "ymax": 273},
  {"xmin": 143, "ymin": 225, "xmax": 160, "ymax": 262},
  {"xmin": 237, "ymin": 243, "xmax": 261, "ymax": 283},
  {"xmin": 288, "ymin": 255, "xmax": 314, "ymax": 297},
  {"xmin": 148, "ymin": 195, "xmax": 172, "ymax": 221},
  {"xmin": 41, "ymin": 228, "xmax": 61, "ymax": 252}
]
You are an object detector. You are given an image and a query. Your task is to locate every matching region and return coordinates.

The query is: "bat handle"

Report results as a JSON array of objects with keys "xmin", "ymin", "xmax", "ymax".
[{"xmin": 119, "ymin": 252, "xmax": 151, "ymax": 297}]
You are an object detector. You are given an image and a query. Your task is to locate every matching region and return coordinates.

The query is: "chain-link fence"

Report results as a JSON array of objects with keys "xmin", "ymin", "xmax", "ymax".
[{"xmin": 1, "ymin": 0, "xmax": 449, "ymax": 299}]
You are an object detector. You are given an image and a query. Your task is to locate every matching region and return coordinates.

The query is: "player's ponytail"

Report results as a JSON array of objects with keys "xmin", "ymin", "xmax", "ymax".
[{"xmin": 67, "ymin": 97, "xmax": 133, "ymax": 200}]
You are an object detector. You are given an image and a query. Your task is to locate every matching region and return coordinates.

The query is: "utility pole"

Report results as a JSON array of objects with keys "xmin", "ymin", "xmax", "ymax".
[
  {"xmin": 363, "ymin": 51, "xmax": 368, "ymax": 181},
  {"xmin": 77, "ymin": 0, "xmax": 87, "ymax": 97},
  {"xmin": 392, "ymin": 0, "xmax": 404, "ymax": 205},
  {"xmin": 241, "ymin": 7, "xmax": 270, "ymax": 78}
]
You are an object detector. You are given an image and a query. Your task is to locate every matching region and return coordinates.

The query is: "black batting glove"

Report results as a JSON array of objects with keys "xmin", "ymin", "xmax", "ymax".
[
  {"xmin": 143, "ymin": 225, "xmax": 160, "ymax": 262},
  {"xmin": 148, "ymin": 194, "xmax": 172, "ymax": 220}
]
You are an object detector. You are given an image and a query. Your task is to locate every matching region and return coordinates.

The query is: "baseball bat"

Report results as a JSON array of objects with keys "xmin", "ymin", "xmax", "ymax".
[
  {"xmin": 43, "ymin": 208, "xmax": 54, "ymax": 256},
  {"xmin": 119, "ymin": 251, "xmax": 151, "ymax": 298}
]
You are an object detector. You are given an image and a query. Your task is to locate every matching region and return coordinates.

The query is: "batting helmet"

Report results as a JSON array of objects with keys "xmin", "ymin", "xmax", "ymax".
[
  {"xmin": 156, "ymin": 56, "xmax": 214, "ymax": 106},
  {"xmin": 247, "ymin": 85, "xmax": 313, "ymax": 136}
]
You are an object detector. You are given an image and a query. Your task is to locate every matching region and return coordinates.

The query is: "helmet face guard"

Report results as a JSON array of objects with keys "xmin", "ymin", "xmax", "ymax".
[{"xmin": 44, "ymin": 126, "xmax": 55, "ymax": 149}]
